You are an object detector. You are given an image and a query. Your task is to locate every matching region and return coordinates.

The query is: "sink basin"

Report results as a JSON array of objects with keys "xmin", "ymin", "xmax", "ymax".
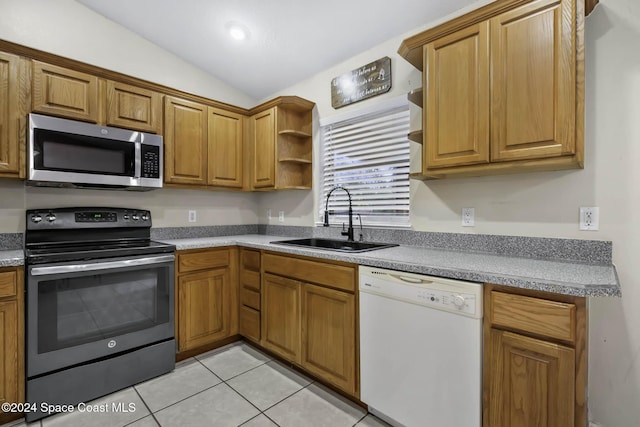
[{"xmin": 270, "ymin": 238, "xmax": 398, "ymax": 253}]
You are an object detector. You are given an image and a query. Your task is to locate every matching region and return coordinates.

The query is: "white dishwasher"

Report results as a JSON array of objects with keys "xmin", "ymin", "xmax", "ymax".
[{"xmin": 359, "ymin": 266, "xmax": 483, "ymax": 427}]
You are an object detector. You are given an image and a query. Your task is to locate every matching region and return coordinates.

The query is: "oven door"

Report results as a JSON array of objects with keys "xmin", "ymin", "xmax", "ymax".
[{"xmin": 26, "ymin": 253, "xmax": 175, "ymax": 377}]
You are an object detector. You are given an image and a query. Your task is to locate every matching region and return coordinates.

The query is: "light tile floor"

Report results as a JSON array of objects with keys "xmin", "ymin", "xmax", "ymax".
[{"xmin": 1, "ymin": 342, "xmax": 391, "ymax": 427}]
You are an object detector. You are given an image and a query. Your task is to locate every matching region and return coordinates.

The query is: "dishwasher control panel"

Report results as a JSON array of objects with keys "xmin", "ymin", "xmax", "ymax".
[{"xmin": 359, "ymin": 265, "xmax": 483, "ymax": 319}]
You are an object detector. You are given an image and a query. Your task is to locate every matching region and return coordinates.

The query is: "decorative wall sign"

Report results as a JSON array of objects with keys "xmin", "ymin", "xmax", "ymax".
[{"xmin": 331, "ymin": 57, "xmax": 391, "ymax": 109}]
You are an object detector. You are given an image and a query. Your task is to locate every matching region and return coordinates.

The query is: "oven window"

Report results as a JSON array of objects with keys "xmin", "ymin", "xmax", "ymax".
[
  {"xmin": 37, "ymin": 268, "xmax": 170, "ymax": 353},
  {"xmin": 34, "ymin": 129, "xmax": 135, "ymax": 176}
]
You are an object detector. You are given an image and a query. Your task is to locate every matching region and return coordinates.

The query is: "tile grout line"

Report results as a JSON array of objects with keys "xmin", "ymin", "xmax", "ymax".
[
  {"xmin": 130, "ymin": 386, "xmax": 161, "ymax": 427},
  {"xmin": 195, "ymin": 350, "xmax": 318, "ymax": 427}
]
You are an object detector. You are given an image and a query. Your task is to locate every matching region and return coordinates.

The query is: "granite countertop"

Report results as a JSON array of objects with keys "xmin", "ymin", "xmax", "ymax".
[
  {"xmin": 0, "ymin": 250, "xmax": 24, "ymax": 267},
  {"xmin": 0, "ymin": 234, "xmax": 619, "ymax": 296},
  {"xmin": 162, "ymin": 235, "xmax": 620, "ymax": 297}
]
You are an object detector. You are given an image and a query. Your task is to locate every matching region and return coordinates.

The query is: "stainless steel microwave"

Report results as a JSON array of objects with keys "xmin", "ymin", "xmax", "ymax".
[{"xmin": 28, "ymin": 113, "xmax": 163, "ymax": 190}]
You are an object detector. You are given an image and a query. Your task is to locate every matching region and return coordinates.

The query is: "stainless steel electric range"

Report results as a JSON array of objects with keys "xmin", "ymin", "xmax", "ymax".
[{"xmin": 24, "ymin": 207, "xmax": 176, "ymax": 422}]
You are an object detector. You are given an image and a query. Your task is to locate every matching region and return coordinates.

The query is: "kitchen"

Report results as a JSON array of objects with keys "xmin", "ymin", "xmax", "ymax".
[{"xmin": 0, "ymin": 0, "xmax": 637, "ymax": 426}]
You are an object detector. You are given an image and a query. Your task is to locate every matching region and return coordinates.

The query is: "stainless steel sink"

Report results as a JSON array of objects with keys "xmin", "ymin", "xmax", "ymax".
[{"xmin": 270, "ymin": 238, "xmax": 398, "ymax": 253}]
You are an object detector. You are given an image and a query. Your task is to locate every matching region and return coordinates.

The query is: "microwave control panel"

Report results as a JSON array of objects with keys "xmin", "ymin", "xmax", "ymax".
[{"xmin": 141, "ymin": 145, "xmax": 160, "ymax": 178}]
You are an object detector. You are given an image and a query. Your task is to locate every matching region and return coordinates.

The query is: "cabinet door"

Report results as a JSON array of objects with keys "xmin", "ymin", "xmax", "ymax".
[
  {"xmin": 208, "ymin": 107, "xmax": 244, "ymax": 188},
  {"xmin": 0, "ymin": 52, "xmax": 22, "ymax": 177},
  {"xmin": 261, "ymin": 273, "xmax": 300, "ymax": 362},
  {"xmin": 0, "ymin": 300, "xmax": 18, "ymax": 410},
  {"xmin": 105, "ymin": 81, "xmax": 162, "ymax": 133},
  {"xmin": 32, "ymin": 61, "xmax": 99, "ymax": 122},
  {"xmin": 488, "ymin": 329, "xmax": 575, "ymax": 427},
  {"xmin": 491, "ymin": 0, "xmax": 576, "ymax": 161},
  {"xmin": 301, "ymin": 283, "xmax": 356, "ymax": 395},
  {"xmin": 424, "ymin": 22, "xmax": 490, "ymax": 169},
  {"xmin": 177, "ymin": 267, "xmax": 231, "ymax": 351},
  {"xmin": 251, "ymin": 108, "xmax": 276, "ymax": 189},
  {"xmin": 164, "ymin": 96, "xmax": 208, "ymax": 185}
]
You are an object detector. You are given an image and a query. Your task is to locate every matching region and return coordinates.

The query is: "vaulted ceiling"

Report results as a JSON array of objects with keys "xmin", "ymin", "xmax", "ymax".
[{"xmin": 77, "ymin": 0, "xmax": 479, "ymax": 100}]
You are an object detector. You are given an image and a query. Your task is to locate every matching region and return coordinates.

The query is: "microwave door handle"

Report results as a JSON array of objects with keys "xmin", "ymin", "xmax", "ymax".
[
  {"xmin": 30, "ymin": 255, "xmax": 175, "ymax": 276},
  {"xmin": 134, "ymin": 142, "xmax": 142, "ymax": 178}
]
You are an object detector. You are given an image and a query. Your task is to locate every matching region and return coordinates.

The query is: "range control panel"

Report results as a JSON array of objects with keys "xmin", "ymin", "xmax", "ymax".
[
  {"xmin": 359, "ymin": 266, "xmax": 483, "ymax": 319},
  {"xmin": 27, "ymin": 208, "xmax": 151, "ymax": 229}
]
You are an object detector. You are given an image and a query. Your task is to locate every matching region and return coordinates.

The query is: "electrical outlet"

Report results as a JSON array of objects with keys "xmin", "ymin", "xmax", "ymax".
[
  {"xmin": 267, "ymin": 209, "xmax": 272, "ymax": 220},
  {"xmin": 278, "ymin": 211, "xmax": 284, "ymax": 223},
  {"xmin": 462, "ymin": 207, "xmax": 475, "ymax": 227},
  {"xmin": 580, "ymin": 207, "xmax": 599, "ymax": 231},
  {"xmin": 188, "ymin": 210, "xmax": 196, "ymax": 223}
]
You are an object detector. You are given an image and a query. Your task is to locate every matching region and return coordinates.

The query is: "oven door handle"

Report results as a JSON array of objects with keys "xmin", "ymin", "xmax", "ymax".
[{"xmin": 30, "ymin": 254, "xmax": 175, "ymax": 276}]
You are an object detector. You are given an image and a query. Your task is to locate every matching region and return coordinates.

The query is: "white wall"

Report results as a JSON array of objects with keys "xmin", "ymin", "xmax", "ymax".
[
  {"xmin": 259, "ymin": 0, "xmax": 640, "ymax": 425},
  {"xmin": 0, "ymin": 0, "xmax": 261, "ymax": 230}
]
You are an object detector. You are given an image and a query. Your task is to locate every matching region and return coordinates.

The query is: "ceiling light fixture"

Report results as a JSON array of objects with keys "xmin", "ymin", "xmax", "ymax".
[{"xmin": 226, "ymin": 22, "xmax": 249, "ymax": 41}]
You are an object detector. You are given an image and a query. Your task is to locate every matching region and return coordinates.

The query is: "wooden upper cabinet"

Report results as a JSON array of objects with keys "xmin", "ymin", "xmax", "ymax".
[
  {"xmin": 105, "ymin": 81, "xmax": 162, "ymax": 133},
  {"xmin": 491, "ymin": 0, "xmax": 576, "ymax": 162},
  {"xmin": 32, "ymin": 61, "xmax": 99, "ymax": 123},
  {"xmin": 401, "ymin": 0, "xmax": 584, "ymax": 179},
  {"xmin": 488, "ymin": 329, "xmax": 575, "ymax": 427},
  {"xmin": 31, "ymin": 62, "xmax": 163, "ymax": 134},
  {"xmin": 0, "ymin": 52, "xmax": 24, "ymax": 178},
  {"xmin": 164, "ymin": 96, "xmax": 208, "ymax": 185},
  {"xmin": 424, "ymin": 22, "xmax": 490, "ymax": 169},
  {"xmin": 208, "ymin": 107, "xmax": 244, "ymax": 188},
  {"xmin": 252, "ymin": 108, "xmax": 276, "ymax": 189}
]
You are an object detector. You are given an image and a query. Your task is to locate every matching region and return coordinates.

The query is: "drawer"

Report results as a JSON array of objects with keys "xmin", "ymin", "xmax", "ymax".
[
  {"xmin": 239, "ymin": 306, "xmax": 260, "ymax": 342},
  {"xmin": 263, "ymin": 253, "xmax": 356, "ymax": 292},
  {"xmin": 241, "ymin": 249, "xmax": 260, "ymax": 271},
  {"xmin": 178, "ymin": 249, "xmax": 230, "ymax": 273},
  {"xmin": 490, "ymin": 291, "xmax": 576, "ymax": 342},
  {"xmin": 241, "ymin": 270, "xmax": 260, "ymax": 291},
  {"xmin": 0, "ymin": 270, "xmax": 17, "ymax": 298},
  {"xmin": 241, "ymin": 287, "xmax": 261, "ymax": 310}
]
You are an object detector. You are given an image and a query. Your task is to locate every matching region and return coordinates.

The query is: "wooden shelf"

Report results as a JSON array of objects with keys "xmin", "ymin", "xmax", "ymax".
[
  {"xmin": 408, "ymin": 130, "xmax": 423, "ymax": 144},
  {"xmin": 277, "ymin": 185, "xmax": 312, "ymax": 190},
  {"xmin": 408, "ymin": 88, "xmax": 423, "ymax": 108},
  {"xmin": 279, "ymin": 129, "xmax": 312, "ymax": 138},
  {"xmin": 279, "ymin": 158, "xmax": 312, "ymax": 164}
]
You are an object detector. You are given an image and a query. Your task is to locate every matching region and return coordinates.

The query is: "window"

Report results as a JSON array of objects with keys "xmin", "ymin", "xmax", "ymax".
[{"xmin": 320, "ymin": 100, "xmax": 410, "ymax": 227}]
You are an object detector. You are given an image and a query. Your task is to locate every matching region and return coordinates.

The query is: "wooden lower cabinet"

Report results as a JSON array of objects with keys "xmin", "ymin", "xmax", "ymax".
[
  {"xmin": 261, "ymin": 273, "xmax": 301, "ymax": 363},
  {"xmin": 261, "ymin": 252, "xmax": 358, "ymax": 397},
  {"xmin": 301, "ymin": 283, "xmax": 356, "ymax": 395},
  {"xmin": 483, "ymin": 284, "xmax": 586, "ymax": 427},
  {"xmin": 488, "ymin": 330, "xmax": 575, "ymax": 427},
  {"xmin": 238, "ymin": 249, "xmax": 262, "ymax": 343},
  {"xmin": 0, "ymin": 267, "xmax": 24, "ymax": 425},
  {"xmin": 175, "ymin": 248, "xmax": 238, "ymax": 354}
]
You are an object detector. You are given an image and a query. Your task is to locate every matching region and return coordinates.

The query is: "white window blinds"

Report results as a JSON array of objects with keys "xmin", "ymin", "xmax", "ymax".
[{"xmin": 320, "ymin": 103, "xmax": 410, "ymax": 227}]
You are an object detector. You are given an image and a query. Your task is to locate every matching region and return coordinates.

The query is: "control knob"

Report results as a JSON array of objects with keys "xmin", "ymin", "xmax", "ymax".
[
  {"xmin": 46, "ymin": 213, "xmax": 56, "ymax": 222},
  {"xmin": 132, "ymin": 213, "xmax": 139, "ymax": 221},
  {"xmin": 141, "ymin": 213, "xmax": 149, "ymax": 221},
  {"xmin": 453, "ymin": 295, "xmax": 466, "ymax": 309},
  {"xmin": 31, "ymin": 215, "xmax": 42, "ymax": 223}
]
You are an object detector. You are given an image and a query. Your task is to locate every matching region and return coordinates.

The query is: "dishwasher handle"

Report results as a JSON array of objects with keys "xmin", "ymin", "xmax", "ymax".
[{"xmin": 390, "ymin": 274, "xmax": 433, "ymax": 285}]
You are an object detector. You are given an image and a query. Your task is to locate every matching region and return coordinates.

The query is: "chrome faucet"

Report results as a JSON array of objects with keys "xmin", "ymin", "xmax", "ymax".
[{"xmin": 323, "ymin": 186, "xmax": 354, "ymax": 241}]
